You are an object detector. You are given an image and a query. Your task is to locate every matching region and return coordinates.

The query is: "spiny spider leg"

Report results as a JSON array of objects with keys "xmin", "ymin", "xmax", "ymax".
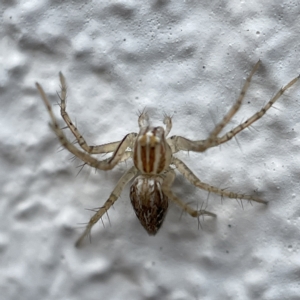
[
  {"xmin": 138, "ymin": 109, "xmax": 150, "ymax": 128},
  {"xmin": 36, "ymin": 82, "xmax": 137, "ymax": 171},
  {"xmin": 75, "ymin": 166, "xmax": 138, "ymax": 247},
  {"xmin": 169, "ymin": 65, "xmax": 299, "ymax": 153},
  {"xmin": 58, "ymin": 72, "xmax": 122, "ymax": 155},
  {"xmin": 163, "ymin": 115, "xmax": 173, "ymax": 137},
  {"xmin": 99, "ymin": 151, "xmax": 132, "ymax": 164},
  {"xmin": 162, "ymin": 169, "xmax": 216, "ymax": 218},
  {"xmin": 213, "ymin": 74, "xmax": 300, "ymax": 147},
  {"xmin": 172, "ymin": 157, "xmax": 267, "ymax": 204},
  {"xmin": 205, "ymin": 60, "xmax": 261, "ymax": 142}
]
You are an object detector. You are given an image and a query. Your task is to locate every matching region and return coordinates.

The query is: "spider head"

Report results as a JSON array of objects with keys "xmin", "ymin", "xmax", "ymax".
[
  {"xmin": 130, "ymin": 175, "xmax": 168, "ymax": 235},
  {"xmin": 133, "ymin": 126, "xmax": 172, "ymax": 175}
]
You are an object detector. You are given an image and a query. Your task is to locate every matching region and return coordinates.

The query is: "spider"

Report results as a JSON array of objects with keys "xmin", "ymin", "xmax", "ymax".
[{"xmin": 36, "ymin": 60, "xmax": 299, "ymax": 246}]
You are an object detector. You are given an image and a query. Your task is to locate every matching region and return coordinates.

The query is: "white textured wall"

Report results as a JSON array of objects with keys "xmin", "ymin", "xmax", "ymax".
[{"xmin": 1, "ymin": 1, "xmax": 300, "ymax": 300}]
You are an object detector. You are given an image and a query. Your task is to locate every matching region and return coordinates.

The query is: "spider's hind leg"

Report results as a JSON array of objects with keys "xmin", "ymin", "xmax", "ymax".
[
  {"xmin": 162, "ymin": 168, "xmax": 217, "ymax": 220},
  {"xmin": 75, "ymin": 166, "xmax": 138, "ymax": 247},
  {"xmin": 172, "ymin": 157, "xmax": 267, "ymax": 205}
]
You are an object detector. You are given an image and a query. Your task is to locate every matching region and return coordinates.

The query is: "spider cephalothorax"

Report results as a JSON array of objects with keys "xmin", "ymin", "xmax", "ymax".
[
  {"xmin": 36, "ymin": 60, "xmax": 299, "ymax": 246},
  {"xmin": 133, "ymin": 126, "xmax": 171, "ymax": 175}
]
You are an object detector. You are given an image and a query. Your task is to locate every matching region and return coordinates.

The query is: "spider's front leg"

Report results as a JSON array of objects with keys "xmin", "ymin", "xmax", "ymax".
[
  {"xmin": 168, "ymin": 61, "xmax": 261, "ymax": 153},
  {"xmin": 75, "ymin": 166, "xmax": 138, "ymax": 247},
  {"xmin": 36, "ymin": 81, "xmax": 137, "ymax": 171},
  {"xmin": 204, "ymin": 60, "xmax": 261, "ymax": 144},
  {"xmin": 172, "ymin": 157, "xmax": 267, "ymax": 204},
  {"xmin": 169, "ymin": 62, "xmax": 299, "ymax": 153},
  {"xmin": 58, "ymin": 72, "xmax": 123, "ymax": 155}
]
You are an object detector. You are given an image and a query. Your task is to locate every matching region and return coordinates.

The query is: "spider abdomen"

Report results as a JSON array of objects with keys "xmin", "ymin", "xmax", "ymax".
[{"xmin": 130, "ymin": 175, "xmax": 169, "ymax": 235}]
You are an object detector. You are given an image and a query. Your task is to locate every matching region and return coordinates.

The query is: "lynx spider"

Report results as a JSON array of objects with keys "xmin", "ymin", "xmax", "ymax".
[{"xmin": 36, "ymin": 60, "xmax": 299, "ymax": 246}]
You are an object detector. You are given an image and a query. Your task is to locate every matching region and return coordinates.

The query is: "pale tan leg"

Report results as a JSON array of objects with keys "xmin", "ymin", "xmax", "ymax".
[
  {"xmin": 167, "ymin": 61, "xmax": 260, "ymax": 153},
  {"xmin": 162, "ymin": 169, "xmax": 216, "ymax": 218},
  {"xmin": 58, "ymin": 72, "xmax": 123, "ymax": 154},
  {"xmin": 138, "ymin": 109, "xmax": 150, "ymax": 128},
  {"xmin": 75, "ymin": 166, "xmax": 138, "ymax": 247},
  {"xmin": 172, "ymin": 157, "xmax": 267, "ymax": 204},
  {"xmin": 100, "ymin": 151, "xmax": 132, "ymax": 164},
  {"xmin": 36, "ymin": 82, "xmax": 137, "ymax": 171},
  {"xmin": 206, "ymin": 60, "xmax": 261, "ymax": 141},
  {"xmin": 163, "ymin": 115, "xmax": 172, "ymax": 137},
  {"xmin": 213, "ymin": 74, "xmax": 300, "ymax": 146},
  {"xmin": 169, "ymin": 65, "xmax": 299, "ymax": 153}
]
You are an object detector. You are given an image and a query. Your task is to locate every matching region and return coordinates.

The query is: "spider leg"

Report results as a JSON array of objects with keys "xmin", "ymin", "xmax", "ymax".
[
  {"xmin": 58, "ymin": 72, "xmax": 122, "ymax": 154},
  {"xmin": 205, "ymin": 60, "xmax": 261, "ymax": 141},
  {"xmin": 167, "ymin": 61, "xmax": 260, "ymax": 153},
  {"xmin": 168, "ymin": 69, "xmax": 299, "ymax": 153},
  {"xmin": 212, "ymin": 74, "xmax": 300, "ymax": 147},
  {"xmin": 172, "ymin": 157, "xmax": 267, "ymax": 204},
  {"xmin": 162, "ymin": 168, "xmax": 216, "ymax": 218},
  {"xmin": 138, "ymin": 108, "xmax": 150, "ymax": 128},
  {"xmin": 100, "ymin": 151, "xmax": 132, "ymax": 164},
  {"xmin": 75, "ymin": 166, "xmax": 138, "ymax": 247},
  {"xmin": 163, "ymin": 114, "xmax": 173, "ymax": 137},
  {"xmin": 36, "ymin": 82, "xmax": 137, "ymax": 171},
  {"xmin": 167, "ymin": 135, "xmax": 206, "ymax": 154}
]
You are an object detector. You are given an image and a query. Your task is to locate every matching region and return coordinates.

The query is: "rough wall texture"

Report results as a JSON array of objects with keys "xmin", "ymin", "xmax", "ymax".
[{"xmin": 1, "ymin": 1, "xmax": 300, "ymax": 299}]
